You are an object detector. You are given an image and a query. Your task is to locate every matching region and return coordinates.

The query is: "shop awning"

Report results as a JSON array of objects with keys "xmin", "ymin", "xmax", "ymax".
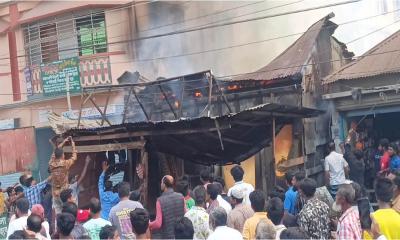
[{"xmin": 65, "ymin": 103, "xmax": 323, "ymax": 165}]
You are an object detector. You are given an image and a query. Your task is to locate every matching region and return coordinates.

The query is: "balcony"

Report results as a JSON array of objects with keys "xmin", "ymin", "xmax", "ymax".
[{"xmin": 28, "ymin": 54, "xmax": 112, "ymax": 98}]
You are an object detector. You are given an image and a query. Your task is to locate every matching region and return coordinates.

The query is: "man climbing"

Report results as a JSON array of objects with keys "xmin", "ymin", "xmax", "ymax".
[{"xmin": 49, "ymin": 136, "xmax": 77, "ymax": 215}]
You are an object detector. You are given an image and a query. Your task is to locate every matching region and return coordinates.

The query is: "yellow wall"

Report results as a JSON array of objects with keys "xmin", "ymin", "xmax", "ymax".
[{"xmin": 223, "ymin": 156, "xmax": 255, "ymax": 190}]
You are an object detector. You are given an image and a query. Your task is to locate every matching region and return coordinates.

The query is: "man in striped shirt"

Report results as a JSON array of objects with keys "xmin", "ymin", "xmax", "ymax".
[{"xmin": 336, "ymin": 184, "xmax": 362, "ymax": 240}]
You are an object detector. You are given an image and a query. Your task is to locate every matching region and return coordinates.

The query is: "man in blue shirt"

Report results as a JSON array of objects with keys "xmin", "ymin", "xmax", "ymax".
[
  {"xmin": 99, "ymin": 160, "xmax": 119, "ymax": 220},
  {"xmin": 283, "ymin": 171, "xmax": 297, "ymax": 215}
]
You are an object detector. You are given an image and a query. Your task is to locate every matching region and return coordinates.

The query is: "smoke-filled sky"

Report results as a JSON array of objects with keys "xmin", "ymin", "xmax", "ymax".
[{"xmin": 132, "ymin": 0, "xmax": 400, "ymax": 79}]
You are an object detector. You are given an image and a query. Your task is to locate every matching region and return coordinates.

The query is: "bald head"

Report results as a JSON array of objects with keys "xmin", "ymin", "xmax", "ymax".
[{"xmin": 162, "ymin": 175, "xmax": 174, "ymax": 190}]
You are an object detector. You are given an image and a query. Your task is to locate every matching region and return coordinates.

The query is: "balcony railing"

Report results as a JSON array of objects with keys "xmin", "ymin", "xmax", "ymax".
[{"xmin": 29, "ymin": 55, "xmax": 112, "ymax": 96}]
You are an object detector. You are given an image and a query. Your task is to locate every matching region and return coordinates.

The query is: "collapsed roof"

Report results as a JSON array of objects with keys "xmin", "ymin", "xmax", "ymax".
[{"xmin": 65, "ymin": 103, "xmax": 322, "ymax": 165}]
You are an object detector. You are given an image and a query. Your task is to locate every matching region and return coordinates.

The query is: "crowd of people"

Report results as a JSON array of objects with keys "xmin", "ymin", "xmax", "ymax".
[{"xmin": 2, "ymin": 135, "xmax": 400, "ymax": 240}]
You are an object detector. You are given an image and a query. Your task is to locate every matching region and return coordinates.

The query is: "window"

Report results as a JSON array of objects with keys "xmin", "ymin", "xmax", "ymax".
[
  {"xmin": 23, "ymin": 11, "xmax": 107, "ymax": 65},
  {"xmin": 76, "ymin": 13, "xmax": 107, "ymax": 56},
  {"xmin": 39, "ymin": 23, "xmax": 59, "ymax": 63}
]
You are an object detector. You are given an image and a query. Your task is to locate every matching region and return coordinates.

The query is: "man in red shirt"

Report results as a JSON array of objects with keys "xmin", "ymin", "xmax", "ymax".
[{"xmin": 380, "ymin": 140, "xmax": 390, "ymax": 173}]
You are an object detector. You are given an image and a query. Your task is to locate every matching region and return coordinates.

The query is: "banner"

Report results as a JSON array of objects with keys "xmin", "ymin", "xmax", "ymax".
[
  {"xmin": 41, "ymin": 57, "xmax": 81, "ymax": 96},
  {"xmin": 24, "ymin": 67, "xmax": 33, "ymax": 96}
]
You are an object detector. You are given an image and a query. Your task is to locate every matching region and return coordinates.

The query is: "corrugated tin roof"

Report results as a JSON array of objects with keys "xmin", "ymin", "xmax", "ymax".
[
  {"xmin": 0, "ymin": 172, "xmax": 22, "ymax": 189},
  {"xmin": 233, "ymin": 13, "xmax": 337, "ymax": 82},
  {"xmin": 66, "ymin": 103, "xmax": 323, "ymax": 165},
  {"xmin": 323, "ymin": 29, "xmax": 400, "ymax": 84}
]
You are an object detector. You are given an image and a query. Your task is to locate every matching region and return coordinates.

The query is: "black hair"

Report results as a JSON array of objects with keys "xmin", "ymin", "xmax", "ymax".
[
  {"xmin": 118, "ymin": 182, "xmax": 131, "ymax": 198},
  {"xmin": 176, "ymin": 180, "xmax": 189, "ymax": 197},
  {"xmin": 193, "ymin": 185, "xmax": 206, "ymax": 205},
  {"xmin": 200, "ymin": 169, "xmax": 212, "ymax": 183},
  {"xmin": 249, "ymin": 190, "xmax": 265, "ymax": 212},
  {"xmin": 268, "ymin": 186, "xmax": 285, "ymax": 202},
  {"xmin": 299, "ymin": 178, "xmax": 317, "ymax": 198},
  {"xmin": 99, "ymin": 225, "xmax": 117, "ymax": 239},
  {"xmin": 328, "ymin": 142, "xmax": 336, "ymax": 152},
  {"xmin": 8, "ymin": 230, "xmax": 26, "ymax": 239},
  {"xmin": 130, "ymin": 208, "xmax": 149, "ymax": 235},
  {"xmin": 16, "ymin": 198, "xmax": 29, "ymax": 214},
  {"xmin": 207, "ymin": 183, "xmax": 219, "ymax": 201},
  {"xmin": 6, "ymin": 186, "xmax": 14, "ymax": 196},
  {"xmin": 266, "ymin": 197, "xmax": 284, "ymax": 225},
  {"xmin": 230, "ymin": 165, "xmax": 244, "ymax": 182},
  {"xmin": 60, "ymin": 189, "xmax": 73, "ymax": 203},
  {"xmin": 389, "ymin": 143, "xmax": 399, "ymax": 154},
  {"xmin": 62, "ymin": 202, "xmax": 78, "ymax": 219},
  {"xmin": 379, "ymin": 138, "xmax": 389, "ymax": 149},
  {"xmin": 129, "ymin": 190, "xmax": 141, "ymax": 202},
  {"xmin": 285, "ymin": 171, "xmax": 295, "ymax": 185},
  {"xmin": 89, "ymin": 198, "xmax": 101, "ymax": 214},
  {"xmin": 19, "ymin": 175, "xmax": 26, "ymax": 186},
  {"xmin": 14, "ymin": 186, "xmax": 24, "ymax": 194},
  {"xmin": 294, "ymin": 171, "xmax": 306, "ymax": 182},
  {"xmin": 57, "ymin": 213, "xmax": 76, "ymax": 236},
  {"xmin": 353, "ymin": 150, "xmax": 364, "ymax": 160},
  {"xmin": 375, "ymin": 177, "xmax": 394, "ymax": 203},
  {"xmin": 214, "ymin": 176, "xmax": 226, "ymax": 188},
  {"xmin": 54, "ymin": 148, "xmax": 64, "ymax": 159},
  {"xmin": 25, "ymin": 177, "xmax": 34, "ymax": 188},
  {"xmin": 280, "ymin": 227, "xmax": 309, "ymax": 239},
  {"xmin": 105, "ymin": 180, "xmax": 113, "ymax": 191},
  {"xmin": 27, "ymin": 214, "xmax": 43, "ymax": 233},
  {"xmin": 174, "ymin": 217, "xmax": 194, "ymax": 239}
]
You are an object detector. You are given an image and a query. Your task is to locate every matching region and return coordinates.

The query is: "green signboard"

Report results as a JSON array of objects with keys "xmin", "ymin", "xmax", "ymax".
[{"xmin": 41, "ymin": 57, "xmax": 81, "ymax": 96}]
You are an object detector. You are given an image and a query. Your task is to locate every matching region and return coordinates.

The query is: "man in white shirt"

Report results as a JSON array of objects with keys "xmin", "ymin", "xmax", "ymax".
[
  {"xmin": 325, "ymin": 142, "xmax": 349, "ymax": 198},
  {"xmin": 214, "ymin": 182, "xmax": 232, "ymax": 214},
  {"xmin": 227, "ymin": 165, "xmax": 254, "ymax": 206},
  {"xmin": 7, "ymin": 198, "xmax": 30, "ymax": 239},
  {"xmin": 207, "ymin": 207, "xmax": 242, "ymax": 240}
]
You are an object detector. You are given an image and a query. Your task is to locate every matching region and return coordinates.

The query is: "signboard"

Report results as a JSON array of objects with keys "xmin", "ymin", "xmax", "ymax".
[
  {"xmin": 41, "ymin": 57, "xmax": 81, "ymax": 96},
  {"xmin": 24, "ymin": 67, "xmax": 33, "ymax": 96},
  {"xmin": 0, "ymin": 118, "xmax": 17, "ymax": 130},
  {"xmin": 62, "ymin": 104, "xmax": 124, "ymax": 120}
]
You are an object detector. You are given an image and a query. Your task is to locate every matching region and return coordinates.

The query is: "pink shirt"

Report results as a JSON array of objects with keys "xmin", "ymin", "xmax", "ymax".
[
  {"xmin": 337, "ymin": 207, "xmax": 362, "ymax": 240},
  {"xmin": 149, "ymin": 198, "xmax": 187, "ymax": 230}
]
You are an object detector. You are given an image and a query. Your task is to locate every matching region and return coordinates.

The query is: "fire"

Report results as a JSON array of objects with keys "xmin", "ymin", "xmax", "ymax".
[
  {"xmin": 174, "ymin": 100, "xmax": 180, "ymax": 108},
  {"xmin": 227, "ymin": 84, "xmax": 238, "ymax": 91},
  {"xmin": 194, "ymin": 91, "xmax": 203, "ymax": 97}
]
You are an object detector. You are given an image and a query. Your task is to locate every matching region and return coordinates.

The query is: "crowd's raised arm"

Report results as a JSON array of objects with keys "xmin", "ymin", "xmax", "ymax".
[{"xmin": 2, "ymin": 137, "xmax": 400, "ymax": 240}]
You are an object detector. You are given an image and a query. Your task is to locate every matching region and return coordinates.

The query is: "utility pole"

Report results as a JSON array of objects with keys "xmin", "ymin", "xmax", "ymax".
[{"xmin": 66, "ymin": 74, "xmax": 72, "ymax": 112}]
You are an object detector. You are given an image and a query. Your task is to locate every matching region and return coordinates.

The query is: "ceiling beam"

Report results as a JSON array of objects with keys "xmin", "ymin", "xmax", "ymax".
[{"xmin": 73, "ymin": 124, "xmax": 231, "ymax": 142}]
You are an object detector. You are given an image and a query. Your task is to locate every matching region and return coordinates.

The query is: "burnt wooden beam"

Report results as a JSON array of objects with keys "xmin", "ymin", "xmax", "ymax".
[
  {"xmin": 101, "ymin": 89, "xmax": 112, "ymax": 126},
  {"xmin": 77, "ymin": 91, "xmax": 92, "ymax": 128},
  {"xmin": 158, "ymin": 85, "xmax": 178, "ymax": 119},
  {"xmin": 204, "ymin": 132, "xmax": 252, "ymax": 146},
  {"xmin": 122, "ymin": 87, "xmax": 133, "ymax": 124},
  {"xmin": 132, "ymin": 87, "xmax": 150, "ymax": 121},
  {"xmin": 214, "ymin": 80, "xmax": 233, "ymax": 114},
  {"xmin": 232, "ymin": 120, "xmax": 271, "ymax": 127},
  {"xmin": 63, "ymin": 140, "xmax": 146, "ymax": 153},
  {"xmin": 89, "ymin": 97, "xmax": 112, "ymax": 126},
  {"xmin": 73, "ymin": 124, "xmax": 231, "ymax": 142},
  {"xmin": 251, "ymin": 110, "xmax": 309, "ymax": 118}
]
